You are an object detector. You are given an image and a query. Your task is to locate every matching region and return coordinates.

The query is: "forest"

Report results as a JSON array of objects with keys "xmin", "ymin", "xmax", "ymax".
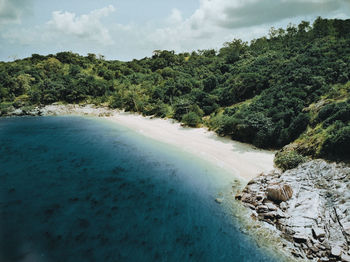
[{"xmin": 1, "ymin": 17, "xmax": 349, "ymax": 166}]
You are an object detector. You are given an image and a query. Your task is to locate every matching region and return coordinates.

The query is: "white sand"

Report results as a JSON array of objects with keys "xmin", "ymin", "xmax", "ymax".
[{"xmin": 106, "ymin": 112, "xmax": 275, "ymax": 181}]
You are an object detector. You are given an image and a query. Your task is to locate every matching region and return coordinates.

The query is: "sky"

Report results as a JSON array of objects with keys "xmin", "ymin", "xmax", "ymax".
[{"xmin": 0, "ymin": 0, "xmax": 349, "ymax": 62}]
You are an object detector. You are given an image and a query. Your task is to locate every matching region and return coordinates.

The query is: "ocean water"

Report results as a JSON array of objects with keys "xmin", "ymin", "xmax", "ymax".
[{"xmin": 0, "ymin": 116, "xmax": 278, "ymax": 262}]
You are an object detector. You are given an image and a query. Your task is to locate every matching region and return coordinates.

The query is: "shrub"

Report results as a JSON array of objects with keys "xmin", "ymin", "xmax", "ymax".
[
  {"xmin": 274, "ymin": 150, "xmax": 307, "ymax": 171},
  {"xmin": 0, "ymin": 103, "xmax": 13, "ymax": 115},
  {"xmin": 181, "ymin": 112, "xmax": 202, "ymax": 127},
  {"xmin": 321, "ymin": 125, "xmax": 350, "ymax": 159},
  {"xmin": 154, "ymin": 103, "xmax": 174, "ymax": 118},
  {"xmin": 109, "ymin": 94, "xmax": 123, "ymax": 109}
]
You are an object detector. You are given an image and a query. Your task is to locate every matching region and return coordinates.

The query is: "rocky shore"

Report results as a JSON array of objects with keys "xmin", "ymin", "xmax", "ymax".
[
  {"xmin": 1, "ymin": 103, "xmax": 115, "ymax": 117},
  {"xmin": 236, "ymin": 160, "xmax": 350, "ymax": 261}
]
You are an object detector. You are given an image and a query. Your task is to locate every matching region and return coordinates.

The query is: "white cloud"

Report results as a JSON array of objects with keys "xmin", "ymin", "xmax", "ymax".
[
  {"xmin": 167, "ymin": 8, "xmax": 183, "ymax": 25},
  {"xmin": 47, "ymin": 5, "xmax": 115, "ymax": 45},
  {"xmin": 147, "ymin": 0, "xmax": 350, "ymax": 54},
  {"xmin": 1, "ymin": 0, "xmax": 350, "ymax": 61}
]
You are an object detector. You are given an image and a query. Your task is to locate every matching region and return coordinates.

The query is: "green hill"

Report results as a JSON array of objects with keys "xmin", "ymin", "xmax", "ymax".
[{"xmin": 1, "ymin": 17, "xmax": 349, "ymax": 165}]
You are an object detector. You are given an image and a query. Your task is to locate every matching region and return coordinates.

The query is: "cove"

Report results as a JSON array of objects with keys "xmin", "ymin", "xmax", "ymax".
[{"xmin": 0, "ymin": 116, "xmax": 279, "ymax": 262}]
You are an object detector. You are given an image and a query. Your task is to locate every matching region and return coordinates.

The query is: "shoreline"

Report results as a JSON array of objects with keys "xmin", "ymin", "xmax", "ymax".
[
  {"xmin": 107, "ymin": 112, "xmax": 275, "ymax": 181},
  {"xmin": 3, "ymin": 103, "xmax": 275, "ymax": 181},
  {"xmin": 2, "ymin": 103, "xmax": 301, "ymax": 261}
]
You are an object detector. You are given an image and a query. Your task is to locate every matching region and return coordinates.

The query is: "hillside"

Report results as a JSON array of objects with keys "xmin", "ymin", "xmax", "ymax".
[{"xmin": 1, "ymin": 17, "xmax": 349, "ymax": 166}]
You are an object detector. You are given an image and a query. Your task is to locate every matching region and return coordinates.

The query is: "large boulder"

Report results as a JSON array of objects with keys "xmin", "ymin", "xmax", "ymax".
[
  {"xmin": 331, "ymin": 246, "xmax": 342, "ymax": 257},
  {"xmin": 267, "ymin": 183, "xmax": 293, "ymax": 203}
]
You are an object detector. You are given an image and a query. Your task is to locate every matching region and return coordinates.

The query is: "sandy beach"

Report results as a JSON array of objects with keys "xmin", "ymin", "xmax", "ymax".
[
  {"xmin": 25, "ymin": 104, "xmax": 276, "ymax": 181},
  {"xmin": 106, "ymin": 112, "xmax": 275, "ymax": 181}
]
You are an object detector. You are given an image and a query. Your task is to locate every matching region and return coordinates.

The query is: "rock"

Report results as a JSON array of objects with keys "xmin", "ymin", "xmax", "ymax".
[
  {"xmin": 265, "ymin": 202, "xmax": 278, "ymax": 211},
  {"xmin": 280, "ymin": 201, "xmax": 288, "ymax": 210},
  {"xmin": 243, "ymin": 203, "xmax": 256, "ymax": 210},
  {"xmin": 241, "ymin": 194, "xmax": 257, "ymax": 205},
  {"xmin": 315, "ymin": 243, "xmax": 327, "ymax": 250},
  {"xmin": 215, "ymin": 198, "xmax": 223, "ymax": 204},
  {"xmin": 293, "ymin": 233, "xmax": 308, "ymax": 243},
  {"xmin": 319, "ymin": 258, "xmax": 330, "ymax": 262},
  {"xmin": 12, "ymin": 108, "xmax": 24, "ymax": 116},
  {"xmin": 267, "ymin": 183, "xmax": 293, "ymax": 203},
  {"xmin": 341, "ymin": 254, "xmax": 350, "ymax": 262},
  {"xmin": 343, "ymin": 222, "xmax": 350, "ymax": 236},
  {"xmin": 331, "ymin": 246, "xmax": 342, "ymax": 257},
  {"xmin": 275, "ymin": 209, "xmax": 286, "ymax": 218},
  {"xmin": 234, "ymin": 192, "xmax": 242, "ymax": 200},
  {"xmin": 306, "ymin": 253, "xmax": 313, "ymax": 259},
  {"xmin": 312, "ymin": 227, "xmax": 326, "ymax": 239},
  {"xmin": 239, "ymin": 159, "xmax": 350, "ymax": 261},
  {"xmin": 291, "ymin": 248, "xmax": 303, "ymax": 258},
  {"xmin": 309, "ymin": 246, "xmax": 318, "ymax": 253},
  {"xmin": 262, "ymin": 212, "xmax": 277, "ymax": 219},
  {"xmin": 256, "ymin": 205, "xmax": 269, "ymax": 213}
]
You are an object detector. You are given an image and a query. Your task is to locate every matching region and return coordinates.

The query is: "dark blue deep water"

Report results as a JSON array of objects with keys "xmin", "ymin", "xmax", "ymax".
[{"xmin": 0, "ymin": 116, "xmax": 278, "ymax": 262}]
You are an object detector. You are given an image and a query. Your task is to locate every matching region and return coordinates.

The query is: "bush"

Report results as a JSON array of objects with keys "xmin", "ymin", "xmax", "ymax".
[
  {"xmin": 274, "ymin": 150, "xmax": 307, "ymax": 171},
  {"xmin": 154, "ymin": 103, "xmax": 174, "ymax": 118},
  {"xmin": 181, "ymin": 112, "xmax": 202, "ymax": 127},
  {"xmin": 109, "ymin": 94, "xmax": 123, "ymax": 109},
  {"xmin": 0, "ymin": 103, "xmax": 13, "ymax": 115},
  {"xmin": 321, "ymin": 125, "xmax": 350, "ymax": 159},
  {"xmin": 216, "ymin": 114, "xmax": 238, "ymax": 136}
]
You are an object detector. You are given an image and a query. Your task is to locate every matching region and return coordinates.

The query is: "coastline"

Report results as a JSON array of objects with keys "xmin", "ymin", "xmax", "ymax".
[
  {"xmin": 107, "ymin": 112, "xmax": 275, "ymax": 181},
  {"xmin": 0, "ymin": 115, "xmax": 285, "ymax": 261},
  {"xmin": 4, "ymin": 104, "xmax": 275, "ymax": 181},
  {"xmin": 8, "ymin": 104, "xmax": 350, "ymax": 261},
  {"xmin": 2, "ymin": 103, "xmax": 301, "ymax": 261}
]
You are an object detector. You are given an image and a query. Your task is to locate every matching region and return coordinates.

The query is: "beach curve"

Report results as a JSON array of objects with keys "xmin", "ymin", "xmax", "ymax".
[
  {"xmin": 13, "ymin": 104, "xmax": 276, "ymax": 181},
  {"xmin": 106, "ymin": 111, "xmax": 275, "ymax": 181}
]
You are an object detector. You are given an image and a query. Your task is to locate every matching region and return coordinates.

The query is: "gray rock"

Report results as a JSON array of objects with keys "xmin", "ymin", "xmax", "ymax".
[
  {"xmin": 331, "ymin": 246, "xmax": 342, "ymax": 257},
  {"xmin": 343, "ymin": 222, "xmax": 350, "ymax": 236},
  {"xmin": 265, "ymin": 202, "xmax": 278, "ymax": 211},
  {"xmin": 312, "ymin": 227, "xmax": 326, "ymax": 239},
  {"xmin": 12, "ymin": 108, "xmax": 24, "ymax": 116},
  {"xmin": 215, "ymin": 198, "xmax": 223, "ymax": 204},
  {"xmin": 243, "ymin": 203, "xmax": 256, "ymax": 210},
  {"xmin": 262, "ymin": 212, "xmax": 277, "ymax": 219},
  {"xmin": 239, "ymin": 159, "xmax": 350, "ymax": 261},
  {"xmin": 279, "ymin": 202, "xmax": 288, "ymax": 211},
  {"xmin": 256, "ymin": 205, "xmax": 269, "ymax": 213},
  {"xmin": 275, "ymin": 209, "xmax": 286, "ymax": 218},
  {"xmin": 319, "ymin": 258, "xmax": 330, "ymax": 262},
  {"xmin": 293, "ymin": 233, "xmax": 308, "ymax": 243},
  {"xmin": 342, "ymin": 253, "xmax": 350, "ymax": 262}
]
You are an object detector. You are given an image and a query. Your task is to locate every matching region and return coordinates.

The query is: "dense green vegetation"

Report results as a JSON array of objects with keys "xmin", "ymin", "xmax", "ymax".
[
  {"xmin": 1, "ymin": 17, "xmax": 349, "ymax": 164},
  {"xmin": 274, "ymin": 150, "xmax": 307, "ymax": 172}
]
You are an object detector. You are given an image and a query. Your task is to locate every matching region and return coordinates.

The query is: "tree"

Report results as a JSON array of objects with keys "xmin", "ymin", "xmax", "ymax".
[
  {"xmin": 14, "ymin": 74, "xmax": 34, "ymax": 96},
  {"xmin": 219, "ymin": 39, "xmax": 247, "ymax": 63},
  {"xmin": 182, "ymin": 112, "xmax": 201, "ymax": 127},
  {"xmin": 203, "ymin": 74, "xmax": 218, "ymax": 92},
  {"xmin": 322, "ymin": 125, "xmax": 350, "ymax": 158}
]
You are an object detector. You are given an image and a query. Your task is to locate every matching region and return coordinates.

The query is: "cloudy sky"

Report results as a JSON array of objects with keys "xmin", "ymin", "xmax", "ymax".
[{"xmin": 0, "ymin": 0, "xmax": 349, "ymax": 61}]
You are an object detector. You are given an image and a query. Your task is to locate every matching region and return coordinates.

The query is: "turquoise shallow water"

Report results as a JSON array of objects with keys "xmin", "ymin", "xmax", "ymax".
[{"xmin": 0, "ymin": 116, "xmax": 278, "ymax": 262}]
